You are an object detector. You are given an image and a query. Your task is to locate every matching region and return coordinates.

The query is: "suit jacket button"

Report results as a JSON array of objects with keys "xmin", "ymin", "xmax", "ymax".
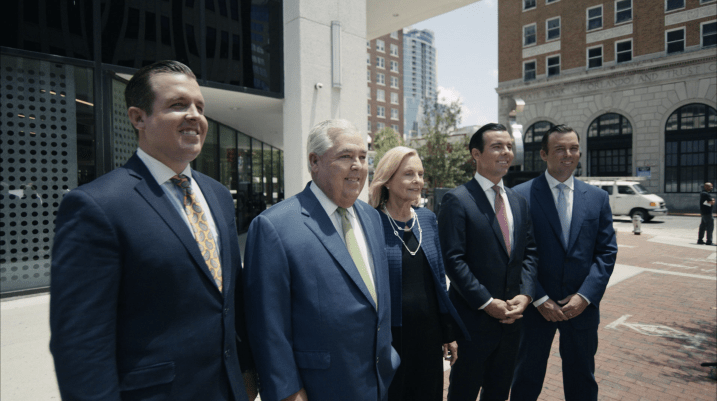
[{"xmin": 505, "ymin": 287, "xmax": 511, "ymax": 293}]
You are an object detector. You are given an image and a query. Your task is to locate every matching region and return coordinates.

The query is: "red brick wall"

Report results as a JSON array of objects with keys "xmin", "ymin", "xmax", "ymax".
[{"xmin": 367, "ymin": 31, "xmax": 404, "ymax": 139}]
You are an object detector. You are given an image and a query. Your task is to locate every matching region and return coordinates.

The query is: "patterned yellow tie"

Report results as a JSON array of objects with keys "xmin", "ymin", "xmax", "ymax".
[
  {"xmin": 170, "ymin": 174, "xmax": 223, "ymax": 292},
  {"xmin": 337, "ymin": 207, "xmax": 377, "ymax": 306}
]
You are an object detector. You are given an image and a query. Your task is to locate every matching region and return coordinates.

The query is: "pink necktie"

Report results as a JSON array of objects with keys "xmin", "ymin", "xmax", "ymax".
[{"xmin": 493, "ymin": 185, "xmax": 511, "ymax": 257}]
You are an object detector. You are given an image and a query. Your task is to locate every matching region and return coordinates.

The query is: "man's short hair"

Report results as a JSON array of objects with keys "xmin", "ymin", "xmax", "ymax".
[
  {"xmin": 541, "ymin": 124, "xmax": 580, "ymax": 154},
  {"xmin": 306, "ymin": 119, "xmax": 360, "ymax": 173},
  {"xmin": 469, "ymin": 123, "xmax": 508, "ymax": 153},
  {"xmin": 124, "ymin": 60, "xmax": 197, "ymax": 115}
]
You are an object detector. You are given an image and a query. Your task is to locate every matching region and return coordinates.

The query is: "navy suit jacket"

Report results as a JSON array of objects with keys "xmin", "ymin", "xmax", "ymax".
[
  {"xmin": 50, "ymin": 153, "xmax": 252, "ymax": 401},
  {"xmin": 243, "ymin": 183, "xmax": 399, "ymax": 401},
  {"xmin": 380, "ymin": 207, "xmax": 469, "ymax": 342},
  {"xmin": 437, "ymin": 178, "xmax": 538, "ymax": 334},
  {"xmin": 513, "ymin": 174, "xmax": 617, "ymax": 329}
]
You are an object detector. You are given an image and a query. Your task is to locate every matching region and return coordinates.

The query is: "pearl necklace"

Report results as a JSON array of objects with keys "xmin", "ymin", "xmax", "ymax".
[{"xmin": 384, "ymin": 207, "xmax": 423, "ymax": 256}]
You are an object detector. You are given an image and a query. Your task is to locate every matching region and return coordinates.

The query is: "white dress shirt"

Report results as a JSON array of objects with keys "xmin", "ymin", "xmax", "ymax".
[
  {"xmin": 136, "ymin": 148, "xmax": 220, "ymax": 250},
  {"xmin": 533, "ymin": 171, "xmax": 590, "ymax": 307},
  {"xmin": 309, "ymin": 182, "xmax": 376, "ymax": 286},
  {"xmin": 474, "ymin": 172, "xmax": 515, "ymax": 310}
]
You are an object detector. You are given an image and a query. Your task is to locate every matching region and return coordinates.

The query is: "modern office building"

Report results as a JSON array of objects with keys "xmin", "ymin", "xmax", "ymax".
[
  {"xmin": 497, "ymin": 0, "xmax": 716, "ymax": 212},
  {"xmin": 0, "ymin": 0, "xmax": 481, "ymax": 294},
  {"xmin": 367, "ymin": 31, "xmax": 404, "ymax": 140},
  {"xmin": 403, "ymin": 28, "xmax": 438, "ymax": 139}
]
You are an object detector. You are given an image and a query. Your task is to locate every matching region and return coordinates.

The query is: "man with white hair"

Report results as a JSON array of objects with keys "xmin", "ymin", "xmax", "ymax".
[{"xmin": 243, "ymin": 119, "xmax": 399, "ymax": 401}]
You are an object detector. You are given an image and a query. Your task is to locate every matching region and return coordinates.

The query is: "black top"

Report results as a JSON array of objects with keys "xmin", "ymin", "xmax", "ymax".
[{"xmin": 700, "ymin": 191, "xmax": 714, "ymax": 216}]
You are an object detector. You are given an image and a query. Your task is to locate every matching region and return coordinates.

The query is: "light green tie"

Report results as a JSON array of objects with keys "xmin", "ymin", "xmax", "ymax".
[{"xmin": 337, "ymin": 207, "xmax": 377, "ymax": 306}]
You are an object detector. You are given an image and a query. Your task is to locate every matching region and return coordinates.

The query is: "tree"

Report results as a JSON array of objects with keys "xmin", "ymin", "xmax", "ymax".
[
  {"xmin": 415, "ymin": 98, "xmax": 473, "ymax": 190},
  {"xmin": 372, "ymin": 127, "xmax": 404, "ymax": 167}
]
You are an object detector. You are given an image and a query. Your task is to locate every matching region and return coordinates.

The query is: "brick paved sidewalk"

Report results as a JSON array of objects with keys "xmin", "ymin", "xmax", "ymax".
[{"xmin": 441, "ymin": 231, "xmax": 717, "ymax": 400}]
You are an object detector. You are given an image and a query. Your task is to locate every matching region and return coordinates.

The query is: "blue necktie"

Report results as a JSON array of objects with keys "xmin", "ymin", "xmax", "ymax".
[{"xmin": 556, "ymin": 183, "xmax": 570, "ymax": 248}]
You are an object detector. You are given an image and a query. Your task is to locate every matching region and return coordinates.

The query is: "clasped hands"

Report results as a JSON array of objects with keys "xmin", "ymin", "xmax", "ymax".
[
  {"xmin": 536, "ymin": 293, "xmax": 588, "ymax": 322},
  {"xmin": 484, "ymin": 294, "xmax": 531, "ymax": 324}
]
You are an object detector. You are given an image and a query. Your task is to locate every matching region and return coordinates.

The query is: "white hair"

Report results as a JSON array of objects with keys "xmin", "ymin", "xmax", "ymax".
[{"xmin": 306, "ymin": 119, "xmax": 361, "ymax": 173}]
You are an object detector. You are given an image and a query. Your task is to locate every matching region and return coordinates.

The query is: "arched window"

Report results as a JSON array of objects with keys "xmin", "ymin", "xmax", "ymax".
[
  {"xmin": 523, "ymin": 121, "xmax": 553, "ymax": 172},
  {"xmin": 665, "ymin": 103, "xmax": 717, "ymax": 193},
  {"xmin": 587, "ymin": 113, "xmax": 632, "ymax": 176}
]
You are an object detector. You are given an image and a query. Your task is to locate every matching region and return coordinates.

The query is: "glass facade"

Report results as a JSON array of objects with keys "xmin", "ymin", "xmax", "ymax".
[
  {"xmin": 1, "ymin": 0, "xmax": 284, "ymax": 293},
  {"xmin": 665, "ymin": 103, "xmax": 717, "ymax": 193},
  {"xmin": 2, "ymin": 0, "xmax": 283, "ymax": 94}
]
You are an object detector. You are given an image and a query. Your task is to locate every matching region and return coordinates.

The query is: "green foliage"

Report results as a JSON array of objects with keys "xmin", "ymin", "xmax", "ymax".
[
  {"xmin": 415, "ymin": 99, "xmax": 473, "ymax": 190},
  {"xmin": 372, "ymin": 127, "xmax": 404, "ymax": 166}
]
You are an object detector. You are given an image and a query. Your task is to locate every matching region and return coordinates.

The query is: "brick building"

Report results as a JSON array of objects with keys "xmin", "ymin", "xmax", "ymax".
[
  {"xmin": 497, "ymin": 0, "xmax": 716, "ymax": 212},
  {"xmin": 367, "ymin": 31, "xmax": 404, "ymax": 141}
]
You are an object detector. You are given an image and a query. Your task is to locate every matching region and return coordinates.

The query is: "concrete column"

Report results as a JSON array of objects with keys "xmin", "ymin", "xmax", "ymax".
[{"xmin": 282, "ymin": 0, "xmax": 368, "ymax": 200}]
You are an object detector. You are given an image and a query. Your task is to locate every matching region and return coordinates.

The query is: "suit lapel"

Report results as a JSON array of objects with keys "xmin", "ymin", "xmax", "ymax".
[
  {"xmin": 567, "ymin": 180, "xmax": 589, "ymax": 251},
  {"xmin": 127, "ymin": 156, "xmax": 223, "ymax": 295},
  {"xmin": 299, "ymin": 188, "xmax": 377, "ymax": 309},
  {"xmin": 466, "ymin": 179, "xmax": 509, "ymax": 256},
  {"xmin": 506, "ymin": 188, "xmax": 521, "ymax": 257},
  {"xmin": 194, "ymin": 173, "xmax": 231, "ymax": 297},
  {"xmin": 532, "ymin": 174, "xmax": 566, "ymax": 250}
]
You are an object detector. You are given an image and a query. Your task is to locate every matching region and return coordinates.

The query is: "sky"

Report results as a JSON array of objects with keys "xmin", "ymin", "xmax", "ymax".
[{"xmin": 410, "ymin": 0, "xmax": 499, "ymax": 128}]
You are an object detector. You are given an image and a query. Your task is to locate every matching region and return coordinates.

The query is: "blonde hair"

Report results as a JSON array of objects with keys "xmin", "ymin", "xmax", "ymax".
[{"xmin": 369, "ymin": 146, "xmax": 421, "ymax": 208}]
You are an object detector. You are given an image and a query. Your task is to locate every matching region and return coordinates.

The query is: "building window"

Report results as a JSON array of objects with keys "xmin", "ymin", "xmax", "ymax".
[
  {"xmin": 390, "ymin": 92, "xmax": 399, "ymax": 104},
  {"xmin": 367, "ymin": 41, "xmax": 370, "ymax": 48},
  {"xmin": 547, "ymin": 0, "xmax": 559, "ymax": 3},
  {"xmin": 588, "ymin": 113, "xmax": 633, "ymax": 177},
  {"xmin": 547, "ymin": 55, "xmax": 560, "ymax": 76},
  {"xmin": 392, "ymin": 124, "xmax": 400, "ymax": 132},
  {"xmin": 391, "ymin": 108, "xmax": 399, "ymax": 120},
  {"xmin": 390, "ymin": 31, "xmax": 399, "ymax": 39},
  {"xmin": 377, "ymin": 106, "xmax": 385, "ymax": 118},
  {"xmin": 377, "ymin": 73, "xmax": 385, "ymax": 85},
  {"xmin": 367, "ymin": 87, "xmax": 371, "ymax": 99},
  {"xmin": 665, "ymin": 0, "xmax": 685, "ymax": 11},
  {"xmin": 390, "ymin": 44, "xmax": 399, "ymax": 56},
  {"xmin": 616, "ymin": 39, "xmax": 632, "ymax": 63},
  {"xmin": 377, "ymin": 89, "xmax": 385, "ymax": 102},
  {"xmin": 368, "ymin": 121, "xmax": 372, "ymax": 131},
  {"xmin": 665, "ymin": 103, "xmax": 717, "ymax": 192},
  {"xmin": 524, "ymin": 60, "xmax": 537, "ymax": 81},
  {"xmin": 666, "ymin": 28, "xmax": 685, "ymax": 54},
  {"xmin": 367, "ymin": 104, "xmax": 371, "ymax": 115},
  {"xmin": 702, "ymin": 21, "xmax": 717, "ymax": 48},
  {"xmin": 390, "ymin": 60, "xmax": 399, "ymax": 72},
  {"xmin": 377, "ymin": 122, "xmax": 385, "ymax": 130},
  {"xmin": 615, "ymin": 0, "xmax": 632, "ymax": 24},
  {"xmin": 546, "ymin": 17, "xmax": 561, "ymax": 41},
  {"xmin": 587, "ymin": 45, "xmax": 603, "ymax": 68},
  {"xmin": 587, "ymin": 5, "xmax": 603, "ymax": 31},
  {"xmin": 390, "ymin": 76, "xmax": 399, "ymax": 88},
  {"xmin": 523, "ymin": 121, "xmax": 554, "ymax": 172},
  {"xmin": 367, "ymin": 54, "xmax": 371, "ymax": 65},
  {"xmin": 376, "ymin": 39, "xmax": 385, "ymax": 52},
  {"xmin": 376, "ymin": 56, "xmax": 385, "ymax": 68},
  {"xmin": 524, "ymin": 0, "xmax": 536, "ymax": 10},
  {"xmin": 524, "ymin": 24, "xmax": 537, "ymax": 46}
]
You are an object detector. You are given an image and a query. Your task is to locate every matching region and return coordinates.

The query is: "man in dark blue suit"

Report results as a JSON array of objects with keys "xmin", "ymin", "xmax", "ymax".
[
  {"xmin": 438, "ymin": 123, "xmax": 538, "ymax": 401},
  {"xmin": 50, "ymin": 61, "xmax": 256, "ymax": 401},
  {"xmin": 511, "ymin": 124, "xmax": 618, "ymax": 401},
  {"xmin": 243, "ymin": 119, "xmax": 399, "ymax": 401}
]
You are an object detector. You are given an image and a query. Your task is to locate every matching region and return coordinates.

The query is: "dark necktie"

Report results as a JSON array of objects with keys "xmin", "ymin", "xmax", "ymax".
[
  {"xmin": 492, "ymin": 185, "xmax": 511, "ymax": 257},
  {"xmin": 170, "ymin": 174, "xmax": 223, "ymax": 292}
]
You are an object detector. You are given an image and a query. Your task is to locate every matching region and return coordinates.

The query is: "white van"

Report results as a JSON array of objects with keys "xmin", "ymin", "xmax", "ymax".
[{"xmin": 579, "ymin": 177, "xmax": 668, "ymax": 221}]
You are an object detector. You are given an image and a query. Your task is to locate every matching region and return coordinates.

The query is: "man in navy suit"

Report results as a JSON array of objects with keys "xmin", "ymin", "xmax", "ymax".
[
  {"xmin": 511, "ymin": 124, "xmax": 618, "ymax": 401},
  {"xmin": 243, "ymin": 119, "xmax": 399, "ymax": 401},
  {"xmin": 50, "ymin": 61, "xmax": 256, "ymax": 401},
  {"xmin": 438, "ymin": 123, "xmax": 538, "ymax": 401}
]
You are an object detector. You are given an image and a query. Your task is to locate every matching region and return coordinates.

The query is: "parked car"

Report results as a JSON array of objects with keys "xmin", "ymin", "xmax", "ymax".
[{"xmin": 579, "ymin": 178, "xmax": 668, "ymax": 221}]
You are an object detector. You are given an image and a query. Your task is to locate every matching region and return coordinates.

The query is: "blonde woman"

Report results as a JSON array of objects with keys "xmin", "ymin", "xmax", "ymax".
[{"xmin": 369, "ymin": 146, "xmax": 469, "ymax": 400}]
